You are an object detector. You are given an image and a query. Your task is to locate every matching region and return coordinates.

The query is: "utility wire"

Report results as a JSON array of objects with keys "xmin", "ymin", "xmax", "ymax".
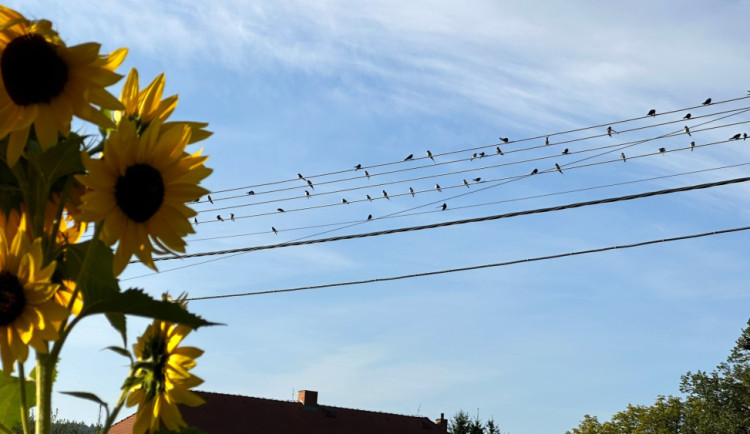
[
  {"xmin": 137, "ymin": 176, "xmax": 750, "ymax": 263},
  {"xmin": 186, "ymin": 224, "xmax": 750, "ymax": 300}
]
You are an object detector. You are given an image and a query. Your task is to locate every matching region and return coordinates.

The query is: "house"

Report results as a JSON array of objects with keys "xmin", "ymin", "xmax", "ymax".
[{"xmin": 109, "ymin": 390, "xmax": 448, "ymax": 433}]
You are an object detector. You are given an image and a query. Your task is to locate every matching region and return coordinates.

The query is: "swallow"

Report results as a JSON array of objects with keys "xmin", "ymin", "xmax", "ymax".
[
  {"xmin": 216, "ymin": 215, "xmax": 223, "ymax": 222},
  {"xmin": 367, "ymin": 214, "xmax": 372, "ymax": 221},
  {"xmin": 683, "ymin": 113, "xmax": 691, "ymax": 120},
  {"xmin": 545, "ymin": 136, "xmax": 549, "ymax": 146},
  {"xmin": 307, "ymin": 179, "xmax": 314, "ymax": 189},
  {"xmin": 621, "ymin": 152, "xmax": 626, "ymax": 162},
  {"xmin": 298, "ymin": 173, "xmax": 305, "ymax": 180},
  {"xmin": 364, "ymin": 170, "xmax": 371, "ymax": 179},
  {"xmin": 305, "ymin": 190, "xmax": 310, "ymax": 198},
  {"xmin": 208, "ymin": 195, "xmax": 213, "ymax": 204},
  {"xmin": 272, "ymin": 226, "xmax": 278, "ymax": 235},
  {"xmin": 684, "ymin": 126, "xmax": 691, "ymax": 136},
  {"xmin": 702, "ymin": 98, "xmax": 712, "ymax": 105},
  {"xmin": 562, "ymin": 148, "xmax": 569, "ymax": 155},
  {"xmin": 277, "ymin": 208, "xmax": 285, "ymax": 212},
  {"xmin": 342, "ymin": 198, "xmax": 348, "ymax": 204},
  {"xmin": 247, "ymin": 190, "xmax": 255, "ymax": 195},
  {"xmin": 690, "ymin": 141, "xmax": 695, "ymax": 151},
  {"xmin": 404, "ymin": 154, "xmax": 413, "ymax": 161},
  {"xmin": 194, "ymin": 197, "xmax": 200, "ymax": 203},
  {"xmin": 496, "ymin": 146, "xmax": 503, "ymax": 155},
  {"xmin": 409, "ymin": 187, "xmax": 415, "ymax": 197},
  {"xmin": 607, "ymin": 126, "xmax": 616, "ymax": 137},
  {"xmin": 499, "ymin": 137, "xmax": 509, "ymax": 143},
  {"xmin": 383, "ymin": 190, "xmax": 389, "ymax": 200},
  {"xmin": 530, "ymin": 168, "xmax": 538, "ymax": 175},
  {"xmin": 194, "ymin": 217, "xmax": 198, "ymax": 225},
  {"xmin": 555, "ymin": 163, "xmax": 563, "ymax": 174},
  {"xmin": 435, "ymin": 184, "xmax": 442, "ymax": 192},
  {"xmin": 366, "ymin": 194, "xmax": 373, "ymax": 202},
  {"xmin": 745, "ymin": 133, "xmax": 748, "ymax": 140},
  {"xmin": 441, "ymin": 203, "xmax": 447, "ymax": 211},
  {"xmin": 427, "ymin": 150, "xmax": 435, "ymax": 162},
  {"xmin": 479, "ymin": 152, "xmax": 485, "ymax": 158},
  {"xmin": 463, "ymin": 179, "xmax": 470, "ymax": 188},
  {"xmin": 355, "ymin": 164, "xmax": 362, "ymax": 170},
  {"xmin": 473, "ymin": 177, "xmax": 481, "ymax": 182},
  {"xmin": 659, "ymin": 147, "xmax": 666, "ymax": 154},
  {"xmin": 647, "ymin": 109, "xmax": 656, "ymax": 117},
  {"xmin": 471, "ymin": 153, "xmax": 478, "ymax": 161},
  {"xmin": 230, "ymin": 213, "xmax": 235, "ymax": 221},
  {"xmin": 730, "ymin": 133, "xmax": 742, "ymax": 140}
]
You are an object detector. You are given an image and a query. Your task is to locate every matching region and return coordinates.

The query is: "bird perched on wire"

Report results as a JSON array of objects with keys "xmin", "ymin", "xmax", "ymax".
[
  {"xmin": 277, "ymin": 208, "xmax": 285, "ymax": 212},
  {"xmin": 745, "ymin": 133, "xmax": 748, "ymax": 140},
  {"xmin": 499, "ymin": 137, "xmax": 509, "ymax": 143},
  {"xmin": 383, "ymin": 190, "xmax": 389, "ymax": 200},
  {"xmin": 208, "ymin": 195, "xmax": 213, "ymax": 204},
  {"xmin": 562, "ymin": 148, "xmax": 569, "ymax": 155},
  {"xmin": 690, "ymin": 141, "xmax": 695, "ymax": 151},
  {"xmin": 194, "ymin": 217, "xmax": 198, "ymax": 225},
  {"xmin": 463, "ymin": 179, "xmax": 470, "ymax": 188},
  {"xmin": 441, "ymin": 203, "xmax": 447, "ymax": 211},
  {"xmin": 366, "ymin": 194, "xmax": 373, "ymax": 202},
  {"xmin": 471, "ymin": 152, "xmax": 478, "ymax": 161},
  {"xmin": 607, "ymin": 126, "xmax": 616, "ymax": 137},
  {"xmin": 342, "ymin": 198, "xmax": 348, "ymax": 204},
  {"xmin": 194, "ymin": 197, "xmax": 200, "ymax": 203},
  {"xmin": 684, "ymin": 126, "xmax": 691, "ymax": 136},
  {"xmin": 364, "ymin": 170, "xmax": 370, "ymax": 179},
  {"xmin": 298, "ymin": 173, "xmax": 305, "ymax": 180},
  {"xmin": 647, "ymin": 109, "xmax": 656, "ymax": 116},
  {"xmin": 683, "ymin": 113, "xmax": 691, "ymax": 120},
  {"xmin": 479, "ymin": 152, "xmax": 485, "ymax": 158},
  {"xmin": 730, "ymin": 133, "xmax": 742, "ymax": 140},
  {"xmin": 473, "ymin": 177, "xmax": 481, "ymax": 183},
  {"xmin": 230, "ymin": 213, "xmax": 235, "ymax": 221},
  {"xmin": 545, "ymin": 136, "xmax": 549, "ymax": 146},
  {"xmin": 272, "ymin": 226, "xmax": 278, "ymax": 235},
  {"xmin": 702, "ymin": 98, "xmax": 712, "ymax": 105},
  {"xmin": 404, "ymin": 154, "xmax": 413, "ymax": 161},
  {"xmin": 367, "ymin": 214, "xmax": 372, "ymax": 221},
  {"xmin": 247, "ymin": 190, "xmax": 255, "ymax": 195},
  {"xmin": 530, "ymin": 168, "xmax": 538, "ymax": 175},
  {"xmin": 555, "ymin": 163, "xmax": 563, "ymax": 174},
  {"xmin": 659, "ymin": 147, "xmax": 666, "ymax": 154},
  {"xmin": 305, "ymin": 190, "xmax": 310, "ymax": 198},
  {"xmin": 435, "ymin": 184, "xmax": 442, "ymax": 192},
  {"xmin": 216, "ymin": 215, "xmax": 223, "ymax": 222},
  {"xmin": 354, "ymin": 164, "xmax": 362, "ymax": 171},
  {"xmin": 409, "ymin": 187, "xmax": 415, "ymax": 197},
  {"xmin": 427, "ymin": 150, "xmax": 435, "ymax": 162},
  {"xmin": 307, "ymin": 179, "xmax": 314, "ymax": 189},
  {"xmin": 496, "ymin": 146, "xmax": 503, "ymax": 155}
]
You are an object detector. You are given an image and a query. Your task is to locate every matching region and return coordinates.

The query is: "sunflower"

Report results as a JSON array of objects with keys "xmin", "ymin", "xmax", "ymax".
[
  {"xmin": 116, "ymin": 68, "xmax": 211, "ymax": 143},
  {"xmin": 0, "ymin": 217, "xmax": 67, "ymax": 374},
  {"xmin": 0, "ymin": 5, "xmax": 126, "ymax": 165},
  {"xmin": 76, "ymin": 119, "xmax": 211, "ymax": 275},
  {"xmin": 126, "ymin": 318, "xmax": 204, "ymax": 434}
]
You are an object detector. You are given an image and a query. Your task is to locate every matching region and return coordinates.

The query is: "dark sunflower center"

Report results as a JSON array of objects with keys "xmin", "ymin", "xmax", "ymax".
[
  {"xmin": 115, "ymin": 164, "xmax": 165, "ymax": 223},
  {"xmin": 1, "ymin": 33, "xmax": 69, "ymax": 106},
  {"xmin": 0, "ymin": 271, "xmax": 26, "ymax": 326}
]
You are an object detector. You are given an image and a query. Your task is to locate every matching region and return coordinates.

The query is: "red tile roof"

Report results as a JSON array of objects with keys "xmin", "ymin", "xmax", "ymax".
[{"xmin": 109, "ymin": 391, "xmax": 447, "ymax": 433}]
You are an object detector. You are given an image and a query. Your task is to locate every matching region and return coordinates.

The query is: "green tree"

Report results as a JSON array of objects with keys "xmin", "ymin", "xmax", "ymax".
[
  {"xmin": 450, "ymin": 410, "xmax": 472, "ymax": 434},
  {"xmin": 485, "ymin": 418, "xmax": 501, "ymax": 434}
]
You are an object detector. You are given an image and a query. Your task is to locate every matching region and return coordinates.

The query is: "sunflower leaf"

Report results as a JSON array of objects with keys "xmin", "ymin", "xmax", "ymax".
[
  {"xmin": 27, "ymin": 133, "xmax": 85, "ymax": 187},
  {"xmin": 103, "ymin": 346, "xmax": 132, "ymax": 360},
  {"xmin": 0, "ymin": 371, "xmax": 35, "ymax": 430},
  {"xmin": 106, "ymin": 312, "xmax": 128, "ymax": 346},
  {"xmin": 84, "ymin": 288, "xmax": 219, "ymax": 329},
  {"xmin": 59, "ymin": 391, "xmax": 108, "ymax": 409},
  {"xmin": 59, "ymin": 239, "xmax": 120, "ymax": 312}
]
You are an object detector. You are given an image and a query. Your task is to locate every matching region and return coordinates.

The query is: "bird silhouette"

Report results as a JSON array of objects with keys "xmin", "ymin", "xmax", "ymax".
[
  {"xmin": 354, "ymin": 164, "xmax": 362, "ymax": 171},
  {"xmin": 530, "ymin": 168, "xmax": 538, "ymax": 175},
  {"xmin": 607, "ymin": 126, "xmax": 616, "ymax": 137},
  {"xmin": 305, "ymin": 190, "xmax": 310, "ymax": 198},
  {"xmin": 230, "ymin": 213, "xmax": 235, "ymax": 221},
  {"xmin": 562, "ymin": 148, "xmax": 569, "ymax": 155},
  {"xmin": 683, "ymin": 113, "xmax": 691, "ymax": 120},
  {"xmin": 367, "ymin": 214, "xmax": 372, "ymax": 221},
  {"xmin": 435, "ymin": 184, "xmax": 442, "ymax": 192},
  {"xmin": 702, "ymin": 98, "xmax": 712, "ymax": 105},
  {"xmin": 496, "ymin": 146, "xmax": 503, "ymax": 155},
  {"xmin": 247, "ymin": 190, "xmax": 255, "ymax": 195},
  {"xmin": 730, "ymin": 133, "xmax": 742, "ymax": 140},
  {"xmin": 479, "ymin": 152, "xmax": 485, "ymax": 158},
  {"xmin": 441, "ymin": 203, "xmax": 447, "ymax": 211},
  {"xmin": 471, "ymin": 153, "xmax": 478, "ymax": 161},
  {"xmin": 194, "ymin": 197, "xmax": 200, "ymax": 203},
  {"xmin": 499, "ymin": 137, "xmax": 509, "ymax": 143},
  {"xmin": 383, "ymin": 190, "xmax": 389, "ymax": 200},
  {"xmin": 647, "ymin": 109, "xmax": 656, "ymax": 116},
  {"xmin": 745, "ymin": 133, "xmax": 748, "ymax": 140},
  {"xmin": 427, "ymin": 150, "xmax": 435, "ymax": 162},
  {"xmin": 342, "ymin": 198, "xmax": 348, "ymax": 204},
  {"xmin": 366, "ymin": 194, "xmax": 373, "ymax": 202},
  {"xmin": 272, "ymin": 226, "xmax": 278, "ymax": 235},
  {"xmin": 409, "ymin": 187, "xmax": 415, "ymax": 197},
  {"xmin": 473, "ymin": 177, "xmax": 481, "ymax": 182},
  {"xmin": 545, "ymin": 136, "xmax": 549, "ymax": 146},
  {"xmin": 298, "ymin": 173, "xmax": 304, "ymax": 180},
  {"xmin": 684, "ymin": 126, "xmax": 691, "ymax": 136},
  {"xmin": 208, "ymin": 195, "xmax": 213, "ymax": 204},
  {"xmin": 364, "ymin": 170, "xmax": 370, "ymax": 179},
  {"xmin": 659, "ymin": 147, "xmax": 666, "ymax": 154},
  {"xmin": 555, "ymin": 163, "xmax": 563, "ymax": 174},
  {"xmin": 621, "ymin": 152, "xmax": 626, "ymax": 162},
  {"xmin": 463, "ymin": 179, "xmax": 470, "ymax": 188},
  {"xmin": 216, "ymin": 215, "xmax": 223, "ymax": 222},
  {"xmin": 194, "ymin": 217, "xmax": 198, "ymax": 225},
  {"xmin": 690, "ymin": 141, "xmax": 695, "ymax": 151},
  {"xmin": 307, "ymin": 180, "xmax": 314, "ymax": 189},
  {"xmin": 404, "ymin": 154, "xmax": 413, "ymax": 161},
  {"xmin": 277, "ymin": 208, "xmax": 285, "ymax": 212}
]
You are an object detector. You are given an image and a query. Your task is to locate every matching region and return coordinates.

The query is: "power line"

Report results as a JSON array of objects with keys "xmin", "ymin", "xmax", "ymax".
[
  {"xmin": 186, "ymin": 224, "xmax": 750, "ymax": 300},
  {"xmin": 137, "ymin": 176, "xmax": 750, "ymax": 263}
]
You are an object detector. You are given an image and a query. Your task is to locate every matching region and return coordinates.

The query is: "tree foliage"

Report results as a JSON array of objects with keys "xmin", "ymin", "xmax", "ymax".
[
  {"xmin": 568, "ymin": 318, "xmax": 750, "ymax": 433},
  {"xmin": 450, "ymin": 410, "xmax": 502, "ymax": 434}
]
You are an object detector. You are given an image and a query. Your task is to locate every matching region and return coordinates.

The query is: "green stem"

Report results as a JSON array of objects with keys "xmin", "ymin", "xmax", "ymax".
[
  {"xmin": 100, "ymin": 378, "xmax": 132, "ymax": 434},
  {"xmin": 35, "ymin": 355, "xmax": 53, "ymax": 434},
  {"xmin": 17, "ymin": 362, "xmax": 30, "ymax": 434},
  {"xmin": 0, "ymin": 421, "xmax": 13, "ymax": 434},
  {"xmin": 45, "ymin": 175, "xmax": 73, "ymax": 261}
]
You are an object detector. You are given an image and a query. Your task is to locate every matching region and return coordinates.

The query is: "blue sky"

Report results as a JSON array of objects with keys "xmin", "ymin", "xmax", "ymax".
[{"xmin": 9, "ymin": 1, "xmax": 750, "ymax": 432}]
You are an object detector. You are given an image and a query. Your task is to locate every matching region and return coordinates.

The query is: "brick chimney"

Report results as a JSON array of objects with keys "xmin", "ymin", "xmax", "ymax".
[
  {"xmin": 435, "ymin": 412, "xmax": 448, "ymax": 431},
  {"xmin": 297, "ymin": 390, "xmax": 318, "ymax": 409}
]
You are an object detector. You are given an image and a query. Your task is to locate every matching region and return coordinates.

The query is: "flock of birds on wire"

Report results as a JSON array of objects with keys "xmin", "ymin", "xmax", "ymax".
[{"xmin": 194, "ymin": 96, "xmax": 749, "ymax": 235}]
